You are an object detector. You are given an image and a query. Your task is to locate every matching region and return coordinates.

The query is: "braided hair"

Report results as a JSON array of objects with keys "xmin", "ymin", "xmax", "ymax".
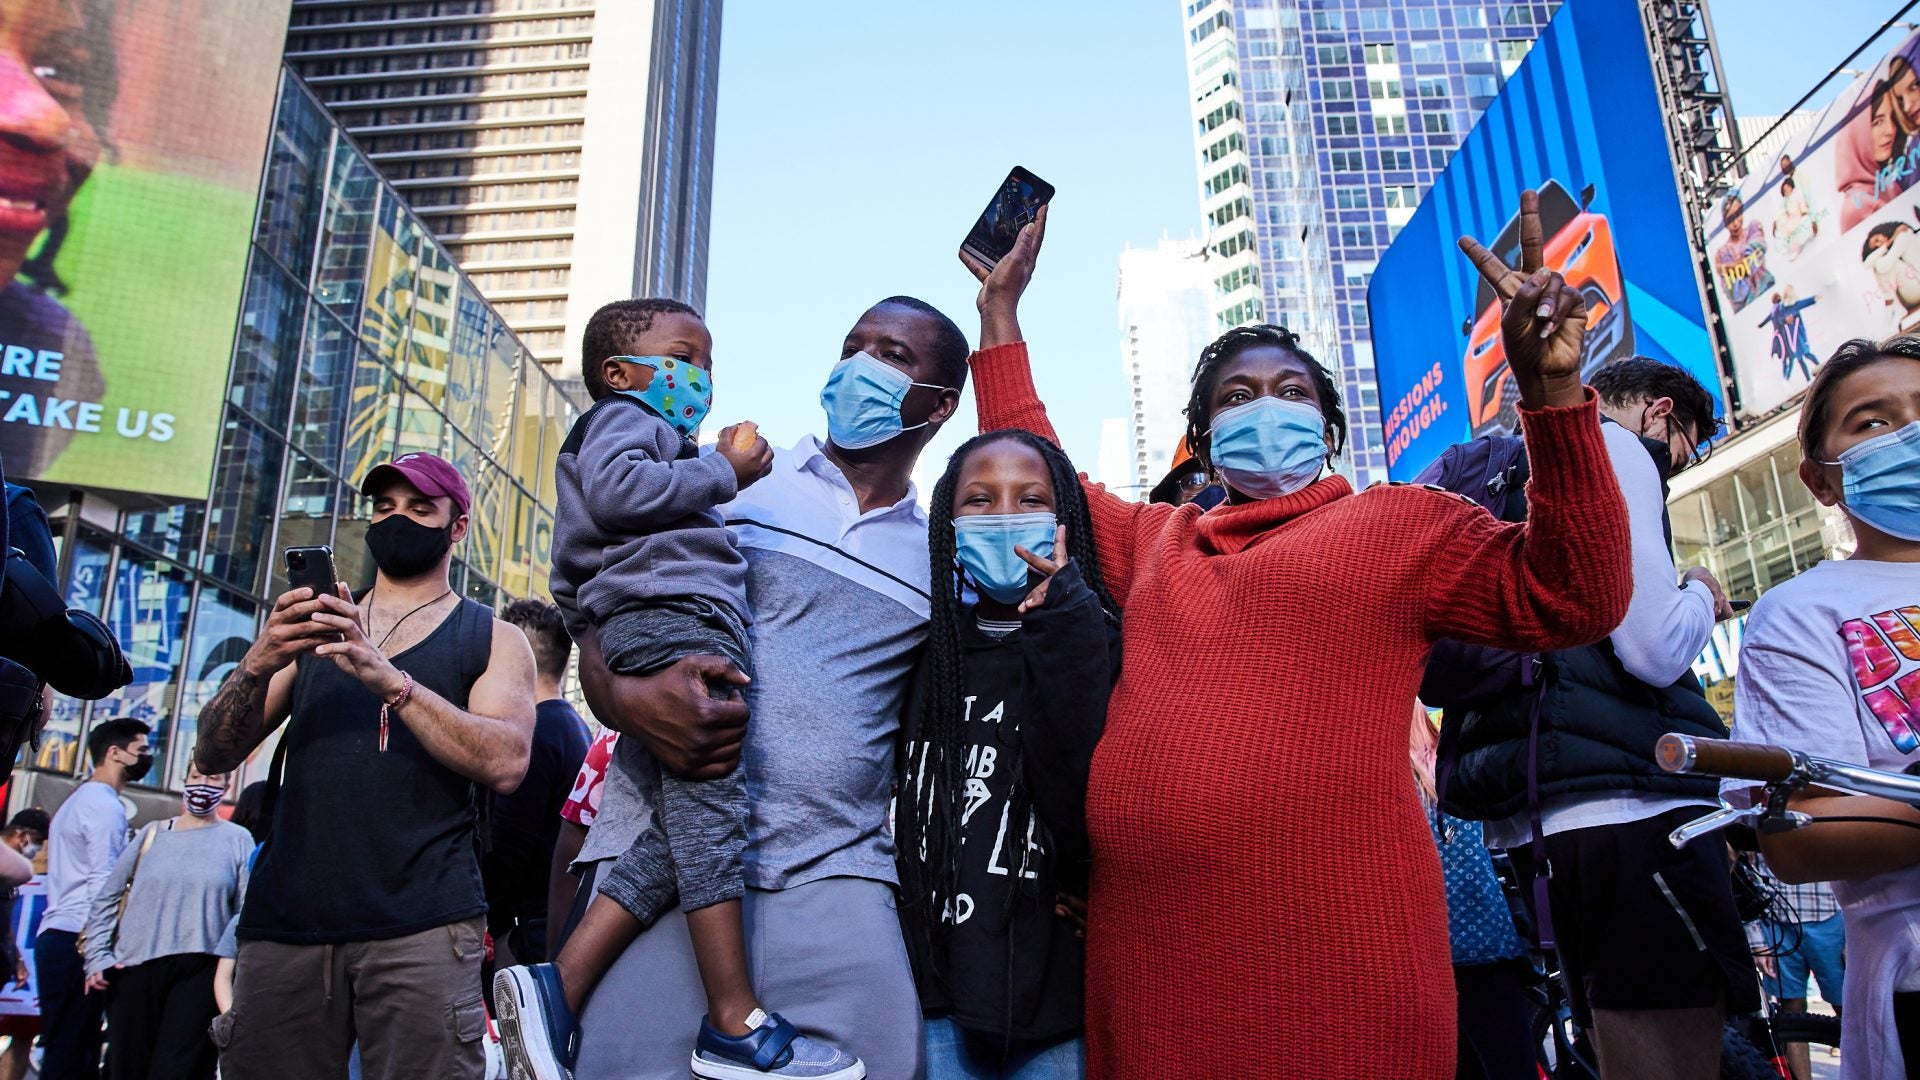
[
  {"xmin": 1182, "ymin": 324, "xmax": 1346, "ymax": 474},
  {"xmin": 897, "ymin": 429, "xmax": 1118, "ymax": 981}
]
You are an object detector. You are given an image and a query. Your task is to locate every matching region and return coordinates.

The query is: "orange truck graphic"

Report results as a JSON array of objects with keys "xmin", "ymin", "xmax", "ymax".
[{"xmin": 1461, "ymin": 180, "xmax": 1635, "ymax": 436}]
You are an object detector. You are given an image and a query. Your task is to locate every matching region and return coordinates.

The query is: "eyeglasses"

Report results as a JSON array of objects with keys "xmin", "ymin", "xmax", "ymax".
[{"xmin": 1176, "ymin": 471, "xmax": 1213, "ymax": 493}]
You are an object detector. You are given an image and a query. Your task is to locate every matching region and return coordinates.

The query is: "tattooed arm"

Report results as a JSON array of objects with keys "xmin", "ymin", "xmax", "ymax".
[{"xmin": 193, "ymin": 586, "xmax": 339, "ymax": 774}]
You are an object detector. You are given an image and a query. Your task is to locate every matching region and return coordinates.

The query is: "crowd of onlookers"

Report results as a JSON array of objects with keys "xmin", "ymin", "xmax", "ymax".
[{"xmin": 4, "ymin": 190, "xmax": 1919, "ymax": 1080}]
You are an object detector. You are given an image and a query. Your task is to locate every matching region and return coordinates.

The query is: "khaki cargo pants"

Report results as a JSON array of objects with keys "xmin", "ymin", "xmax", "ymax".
[{"xmin": 211, "ymin": 916, "xmax": 488, "ymax": 1080}]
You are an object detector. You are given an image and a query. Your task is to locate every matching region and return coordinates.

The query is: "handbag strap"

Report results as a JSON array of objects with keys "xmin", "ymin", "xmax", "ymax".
[{"xmin": 109, "ymin": 823, "xmax": 161, "ymax": 951}]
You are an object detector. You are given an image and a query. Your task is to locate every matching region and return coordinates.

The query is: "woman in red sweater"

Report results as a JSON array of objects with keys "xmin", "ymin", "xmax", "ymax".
[{"xmin": 957, "ymin": 195, "xmax": 1634, "ymax": 1077}]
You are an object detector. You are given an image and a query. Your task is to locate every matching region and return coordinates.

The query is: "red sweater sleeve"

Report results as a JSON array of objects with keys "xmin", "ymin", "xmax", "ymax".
[
  {"xmin": 969, "ymin": 341, "xmax": 1164, "ymax": 605},
  {"xmin": 1418, "ymin": 390, "xmax": 1633, "ymax": 650}
]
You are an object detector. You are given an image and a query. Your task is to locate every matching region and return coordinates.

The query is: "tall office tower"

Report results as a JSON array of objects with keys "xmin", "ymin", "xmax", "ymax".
[
  {"xmin": 1118, "ymin": 237, "xmax": 1214, "ymax": 494},
  {"xmin": 1182, "ymin": 0, "xmax": 1554, "ymax": 484},
  {"xmin": 285, "ymin": 1, "xmax": 723, "ymax": 368}
]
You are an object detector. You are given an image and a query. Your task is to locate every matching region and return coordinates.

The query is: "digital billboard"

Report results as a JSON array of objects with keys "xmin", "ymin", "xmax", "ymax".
[
  {"xmin": 1367, "ymin": 0, "xmax": 1723, "ymax": 481},
  {"xmin": 1708, "ymin": 28, "xmax": 1920, "ymax": 416},
  {"xmin": 0, "ymin": 0, "xmax": 288, "ymax": 499}
]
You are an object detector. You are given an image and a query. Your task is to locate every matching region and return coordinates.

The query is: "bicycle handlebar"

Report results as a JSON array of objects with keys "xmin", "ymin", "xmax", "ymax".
[{"xmin": 1656, "ymin": 734, "xmax": 1798, "ymax": 782}]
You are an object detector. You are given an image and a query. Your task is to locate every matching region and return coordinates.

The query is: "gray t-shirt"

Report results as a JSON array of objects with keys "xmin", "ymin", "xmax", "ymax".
[
  {"xmin": 580, "ymin": 436, "xmax": 930, "ymax": 891},
  {"xmin": 83, "ymin": 819, "xmax": 252, "ymax": 974}
]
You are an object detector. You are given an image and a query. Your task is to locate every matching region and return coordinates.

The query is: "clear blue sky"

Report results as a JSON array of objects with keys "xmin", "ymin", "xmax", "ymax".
[{"xmin": 703, "ymin": 0, "xmax": 1905, "ymax": 494}]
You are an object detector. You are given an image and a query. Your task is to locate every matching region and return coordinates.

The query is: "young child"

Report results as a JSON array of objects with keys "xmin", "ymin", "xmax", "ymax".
[
  {"xmin": 1730, "ymin": 334, "xmax": 1920, "ymax": 1077},
  {"xmin": 895, "ymin": 430, "xmax": 1119, "ymax": 1078},
  {"xmin": 494, "ymin": 299, "xmax": 863, "ymax": 1080}
]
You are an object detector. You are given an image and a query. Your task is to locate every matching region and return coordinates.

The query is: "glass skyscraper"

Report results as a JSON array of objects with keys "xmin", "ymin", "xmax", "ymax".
[
  {"xmin": 13, "ymin": 69, "xmax": 584, "ymax": 818},
  {"xmin": 1183, "ymin": 0, "xmax": 1556, "ymax": 484},
  {"xmin": 285, "ymin": 1, "xmax": 723, "ymax": 370}
]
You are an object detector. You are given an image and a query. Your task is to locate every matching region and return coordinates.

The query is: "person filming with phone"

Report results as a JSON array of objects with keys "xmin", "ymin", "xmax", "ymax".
[{"xmin": 191, "ymin": 452, "xmax": 537, "ymax": 1080}]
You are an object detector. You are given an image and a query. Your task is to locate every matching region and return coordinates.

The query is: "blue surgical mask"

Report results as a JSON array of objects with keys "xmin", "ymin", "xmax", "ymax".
[
  {"xmin": 612, "ymin": 356, "xmax": 711, "ymax": 438},
  {"xmin": 821, "ymin": 352, "xmax": 943, "ymax": 450},
  {"xmin": 954, "ymin": 512, "xmax": 1056, "ymax": 605},
  {"xmin": 1205, "ymin": 397, "xmax": 1328, "ymax": 500},
  {"xmin": 1820, "ymin": 419, "xmax": 1920, "ymax": 541}
]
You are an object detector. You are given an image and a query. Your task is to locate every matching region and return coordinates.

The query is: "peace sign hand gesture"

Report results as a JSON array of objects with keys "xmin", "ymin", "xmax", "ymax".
[
  {"xmin": 1457, "ymin": 189, "xmax": 1590, "ymax": 411},
  {"xmin": 1014, "ymin": 524, "xmax": 1071, "ymax": 616}
]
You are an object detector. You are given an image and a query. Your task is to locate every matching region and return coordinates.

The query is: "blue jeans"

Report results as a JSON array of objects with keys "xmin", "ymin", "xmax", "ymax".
[
  {"xmin": 1763, "ymin": 912, "xmax": 1846, "ymax": 1007},
  {"xmin": 922, "ymin": 1016, "xmax": 1084, "ymax": 1080}
]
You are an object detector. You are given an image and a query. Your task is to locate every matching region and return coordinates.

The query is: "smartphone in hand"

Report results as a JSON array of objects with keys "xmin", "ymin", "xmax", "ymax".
[
  {"xmin": 960, "ymin": 166, "xmax": 1054, "ymax": 271},
  {"xmin": 285, "ymin": 546, "xmax": 346, "ymax": 640}
]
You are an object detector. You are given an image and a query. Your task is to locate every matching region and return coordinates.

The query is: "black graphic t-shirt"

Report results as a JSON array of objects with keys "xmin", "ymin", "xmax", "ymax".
[{"xmin": 897, "ymin": 563, "xmax": 1118, "ymax": 1043}]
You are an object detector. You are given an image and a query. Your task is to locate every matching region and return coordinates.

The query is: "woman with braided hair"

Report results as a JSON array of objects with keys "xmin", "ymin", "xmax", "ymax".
[
  {"xmin": 897, "ymin": 429, "xmax": 1119, "ymax": 1079},
  {"xmin": 957, "ymin": 196, "xmax": 1635, "ymax": 1077}
]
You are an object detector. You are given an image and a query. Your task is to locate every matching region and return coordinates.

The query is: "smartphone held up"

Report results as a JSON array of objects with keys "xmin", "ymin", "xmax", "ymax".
[
  {"xmin": 285, "ymin": 546, "xmax": 346, "ymax": 640},
  {"xmin": 960, "ymin": 166, "xmax": 1054, "ymax": 271}
]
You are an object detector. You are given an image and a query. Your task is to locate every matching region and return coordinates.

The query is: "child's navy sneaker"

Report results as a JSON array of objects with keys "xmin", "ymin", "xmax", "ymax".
[
  {"xmin": 492, "ymin": 963, "xmax": 581, "ymax": 1080},
  {"xmin": 691, "ymin": 1009, "xmax": 865, "ymax": 1079}
]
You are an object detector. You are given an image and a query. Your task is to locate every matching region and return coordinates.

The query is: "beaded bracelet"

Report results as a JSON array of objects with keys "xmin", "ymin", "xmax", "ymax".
[{"xmin": 379, "ymin": 671, "xmax": 414, "ymax": 752}]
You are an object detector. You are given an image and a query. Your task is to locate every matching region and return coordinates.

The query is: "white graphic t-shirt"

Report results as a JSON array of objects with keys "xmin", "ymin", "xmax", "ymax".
[{"xmin": 1733, "ymin": 557, "xmax": 1920, "ymax": 1079}]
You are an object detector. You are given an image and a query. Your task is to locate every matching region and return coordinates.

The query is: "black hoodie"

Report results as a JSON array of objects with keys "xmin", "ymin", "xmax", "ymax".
[{"xmin": 896, "ymin": 561, "xmax": 1119, "ymax": 1045}]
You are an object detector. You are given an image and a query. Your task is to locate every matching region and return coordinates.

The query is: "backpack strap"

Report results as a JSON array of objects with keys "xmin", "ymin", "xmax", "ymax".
[{"xmin": 1521, "ymin": 656, "xmax": 1555, "ymax": 951}]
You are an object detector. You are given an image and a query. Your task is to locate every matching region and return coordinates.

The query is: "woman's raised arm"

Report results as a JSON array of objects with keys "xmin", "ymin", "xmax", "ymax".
[{"xmin": 962, "ymin": 207, "xmax": 1168, "ymax": 603}]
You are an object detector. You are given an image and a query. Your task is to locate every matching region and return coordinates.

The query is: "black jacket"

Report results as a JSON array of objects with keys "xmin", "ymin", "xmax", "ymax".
[
  {"xmin": 1439, "ymin": 426, "xmax": 1727, "ymax": 820},
  {"xmin": 897, "ymin": 562, "xmax": 1118, "ymax": 1044}
]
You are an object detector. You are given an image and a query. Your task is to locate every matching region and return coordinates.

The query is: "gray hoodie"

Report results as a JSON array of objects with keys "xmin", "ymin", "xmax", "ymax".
[{"xmin": 550, "ymin": 396, "xmax": 749, "ymax": 637}]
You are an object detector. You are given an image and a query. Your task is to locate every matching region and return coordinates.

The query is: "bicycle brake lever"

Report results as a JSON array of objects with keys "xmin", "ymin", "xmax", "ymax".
[
  {"xmin": 1758, "ymin": 810, "xmax": 1813, "ymax": 834},
  {"xmin": 1669, "ymin": 803, "xmax": 1768, "ymax": 848}
]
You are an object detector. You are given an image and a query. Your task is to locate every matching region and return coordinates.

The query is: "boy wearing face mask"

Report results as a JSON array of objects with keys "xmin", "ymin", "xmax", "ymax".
[
  {"xmin": 81, "ymin": 767, "xmax": 250, "ymax": 1080},
  {"xmin": 38, "ymin": 717, "xmax": 149, "ymax": 1080},
  {"xmin": 497, "ymin": 298, "xmax": 867, "ymax": 1080}
]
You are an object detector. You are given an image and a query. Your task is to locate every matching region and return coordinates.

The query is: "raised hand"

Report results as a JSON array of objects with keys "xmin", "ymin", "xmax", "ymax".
[
  {"xmin": 1457, "ymin": 190, "xmax": 1589, "ymax": 410},
  {"xmin": 961, "ymin": 203, "xmax": 1049, "ymax": 349},
  {"xmin": 1014, "ymin": 523, "xmax": 1070, "ymax": 615}
]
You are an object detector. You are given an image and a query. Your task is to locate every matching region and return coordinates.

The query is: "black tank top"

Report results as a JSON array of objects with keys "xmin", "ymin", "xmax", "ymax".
[{"xmin": 238, "ymin": 597, "xmax": 495, "ymax": 944}]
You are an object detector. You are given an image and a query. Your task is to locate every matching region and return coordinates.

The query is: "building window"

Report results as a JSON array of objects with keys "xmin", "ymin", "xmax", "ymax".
[
  {"xmin": 1499, "ymin": 40, "xmax": 1533, "ymax": 62},
  {"xmin": 1417, "ymin": 111, "xmax": 1455, "ymax": 134},
  {"xmin": 1363, "ymin": 44, "xmax": 1399, "ymax": 64},
  {"xmin": 1326, "ymin": 114, "xmax": 1360, "ymax": 137},
  {"xmin": 1214, "ymin": 264, "xmax": 1260, "ymax": 296},
  {"xmin": 1357, "ymin": 10, "xmax": 1394, "ymax": 32},
  {"xmin": 1467, "ymin": 74, "xmax": 1502, "ymax": 99},
  {"xmin": 1338, "ymin": 224, "xmax": 1371, "ymax": 247},
  {"xmin": 1190, "ymin": 10, "xmax": 1229, "ymax": 44},
  {"xmin": 1416, "ymin": 77, "xmax": 1450, "ymax": 99},
  {"xmin": 1409, "ymin": 42, "xmax": 1448, "ymax": 64},
  {"xmin": 1382, "ymin": 149, "xmax": 1415, "ymax": 170},
  {"xmin": 1405, "ymin": 9, "xmax": 1441, "ymax": 29},
  {"xmin": 1321, "ymin": 80, "xmax": 1357, "ymax": 100},
  {"xmin": 1378, "ymin": 114, "xmax": 1410, "ymax": 136},
  {"xmin": 1382, "ymin": 185, "xmax": 1419, "ymax": 208},
  {"xmin": 1316, "ymin": 44, "xmax": 1352, "ymax": 65},
  {"xmin": 1329, "ymin": 150, "xmax": 1364, "ymax": 172},
  {"xmin": 1457, "ymin": 7, "xmax": 1490, "ymax": 28},
  {"xmin": 1368, "ymin": 79, "xmax": 1403, "ymax": 100},
  {"xmin": 1310, "ymin": 11, "xmax": 1344, "ymax": 30},
  {"xmin": 1334, "ymin": 188, "xmax": 1368, "ymax": 209}
]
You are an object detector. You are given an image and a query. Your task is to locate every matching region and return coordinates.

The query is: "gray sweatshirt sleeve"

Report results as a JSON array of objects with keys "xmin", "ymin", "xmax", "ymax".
[
  {"xmin": 82, "ymin": 825, "xmax": 146, "ymax": 976},
  {"xmin": 577, "ymin": 409, "xmax": 738, "ymax": 535}
]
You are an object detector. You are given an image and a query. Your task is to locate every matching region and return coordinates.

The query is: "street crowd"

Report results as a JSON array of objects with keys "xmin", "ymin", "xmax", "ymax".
[{"xmin": 10, "ymin": 191, "xmax": 1920, "ymax": 1080}]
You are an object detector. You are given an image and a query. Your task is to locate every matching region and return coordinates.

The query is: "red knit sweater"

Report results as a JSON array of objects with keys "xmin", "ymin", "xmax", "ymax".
[{"xmin": 969, "ymin": 343, "xmax": 1632, "ymax": 1078}]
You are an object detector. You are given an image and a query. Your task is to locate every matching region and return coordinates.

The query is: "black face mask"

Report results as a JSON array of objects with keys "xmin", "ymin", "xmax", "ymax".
[
  {"xmin": 123, "ymin": 752, "xmax": 152, "ymax": 784},
  {"xmin": 366, "ymin": 516, "xmax": 454, "ymax": 580}
]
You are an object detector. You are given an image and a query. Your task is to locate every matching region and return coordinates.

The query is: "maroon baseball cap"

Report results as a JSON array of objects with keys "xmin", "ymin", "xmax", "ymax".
[{"xmin": 360, "ymin": 452, "xmax": 471, "ymax": 515}]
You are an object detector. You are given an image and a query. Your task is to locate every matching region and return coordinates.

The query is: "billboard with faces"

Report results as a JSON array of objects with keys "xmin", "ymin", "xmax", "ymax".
[
  {"xmin": 1709, "ymin": 28, "xmax": 1920, "ymax": 418},
  {"xmin": 0, "ymin": 0, "xmax": 288, "ymax": 499}
]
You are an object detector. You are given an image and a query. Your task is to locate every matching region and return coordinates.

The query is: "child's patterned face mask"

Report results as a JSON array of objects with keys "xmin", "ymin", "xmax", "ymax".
[{"xmin": 612, "ymin": 355, "xmax": 712, "ymax": 437}]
